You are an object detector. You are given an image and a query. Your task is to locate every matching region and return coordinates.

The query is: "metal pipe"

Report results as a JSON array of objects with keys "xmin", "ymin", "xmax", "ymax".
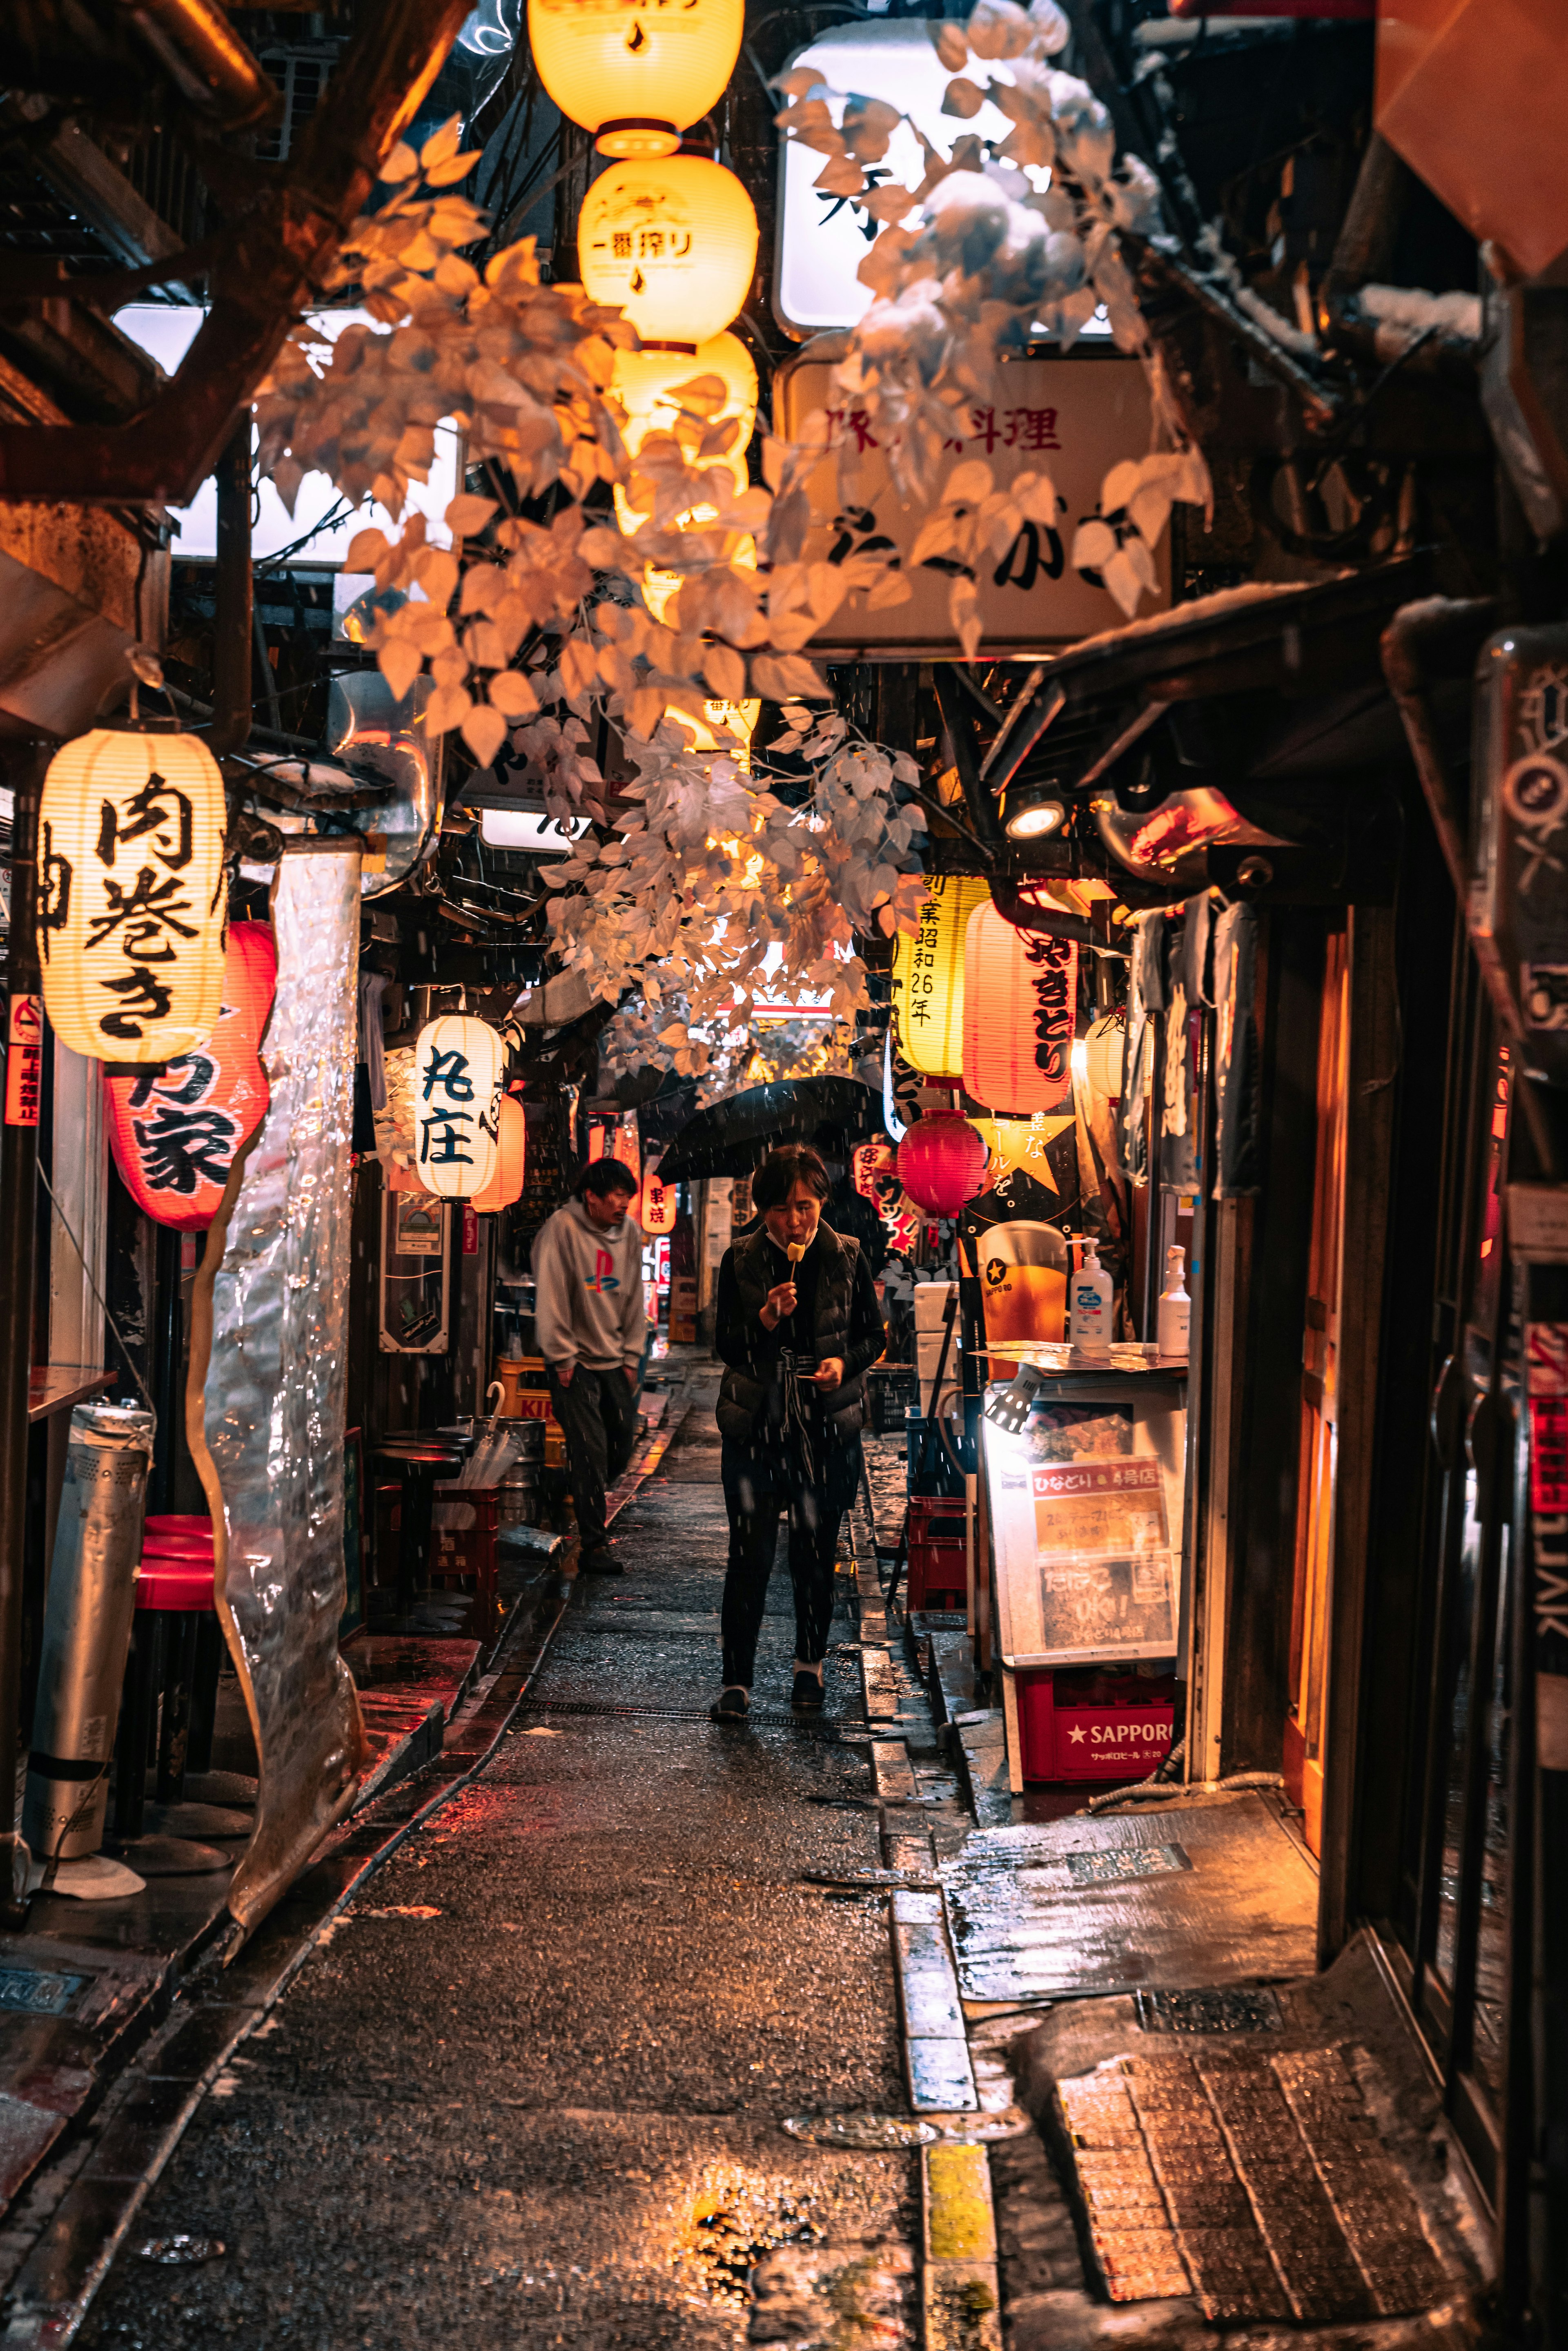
[
  {"xmin": 149, "ymin": 1223, "xmax": 183, "ymax": 1515},
  {"xmin": 0, "ymin": 752, "xmax": 45, "ymax": 1925},
  {"xmin": 989, "ymin": 877, "xmax": 1102, "ymax": 947},
  {"xmin": 209, "ymin": 422, "xmax": 254, "ymax": 760},
  {"xmin": 931, "ymin": 666, "xmax": 1006, "ymax": 856},
  {"xmin": 115, "ymin": 0, "xmax": 278, "ymax": 129}
]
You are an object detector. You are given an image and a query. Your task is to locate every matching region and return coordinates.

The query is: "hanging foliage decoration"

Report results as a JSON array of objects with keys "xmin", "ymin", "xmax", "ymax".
[
  {"xmin": 38, "ymin": 729, "xmax": 227, "ymax": 1067},
  {"xmin": 105, "ymin": 921, "xmax": 277, "ymax": 1231}
]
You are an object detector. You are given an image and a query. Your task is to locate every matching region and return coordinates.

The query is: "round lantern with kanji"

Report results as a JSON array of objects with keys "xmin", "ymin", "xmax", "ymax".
[
  {"xmin": 963, "ymin": 901, "xmax": 1079, "ymax": 1114},
  {"xmin": 471, "ymin": 1091, "xmax": 527, "ymax": 1213},
  {"xmin": 639, "ymin": 1153, "xmax": 676, "ymax": 1236},
  {"xmin": 891, "ymin": 874, "xmax": 990, "ymax": 1081},
  {"xmin": 412, "ymin": 1016, "xmax": 505, "ymax": 1200},
  {"xmin": 579, "ymin": 157, "xmax": 758, "ymax": 347},
  {"xmin": 105, "ymin": 920, "xmax": 276, "ymax": 1232},
  {"xmin": 38, "ymin": 727, "xmax": 228, "ymax": 1066},
  {"xmin": 897, "ymin": 1107, "xmax": 987, "ymax": 1217},
  {"xmin": 527, "ymin": 0, "xmax": 744, "ymax": 158}
]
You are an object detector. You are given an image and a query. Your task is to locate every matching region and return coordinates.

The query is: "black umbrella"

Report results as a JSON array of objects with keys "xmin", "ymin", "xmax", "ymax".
[{"xmin": 655, "ymin": 1077, "xmax": 881, "ymax": 1184}]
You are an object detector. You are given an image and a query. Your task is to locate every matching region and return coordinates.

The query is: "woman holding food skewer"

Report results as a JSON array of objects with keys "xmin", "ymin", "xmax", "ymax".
[{"xmin": 709, "ymin": 1143, "xmax": 886, "ymax": 1723}]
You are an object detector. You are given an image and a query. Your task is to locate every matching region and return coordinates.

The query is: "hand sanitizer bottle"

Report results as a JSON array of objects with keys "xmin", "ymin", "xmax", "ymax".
[
  {"xmin": 1069, "ymin": 1237, "xmax": 1112, "ymax": 1361},
  {"xmin": 1157, "ymin": 1246, "xmax": 1190, "ymax": 1364}
]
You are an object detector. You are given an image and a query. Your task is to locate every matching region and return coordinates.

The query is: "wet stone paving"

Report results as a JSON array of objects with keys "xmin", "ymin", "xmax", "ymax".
[{"xmin": 76, "ymin": 1405, "xmax": 924, "ymax": 2349}]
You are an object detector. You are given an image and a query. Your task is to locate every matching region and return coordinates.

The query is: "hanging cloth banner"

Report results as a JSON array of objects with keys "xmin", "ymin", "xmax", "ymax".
[{"xmin": 1213, "ymin": 903, "xmax": 1261, "ymax": 1199}]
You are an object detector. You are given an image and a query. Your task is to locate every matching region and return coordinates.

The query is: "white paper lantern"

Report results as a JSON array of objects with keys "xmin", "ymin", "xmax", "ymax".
[
  {"xmin": 38, "ymin": 728, "xmax": 227, "ymax": 1065},
  {"xmin": 412, "ymin": 1016, "xmax": 504, "ymax": 1199}
]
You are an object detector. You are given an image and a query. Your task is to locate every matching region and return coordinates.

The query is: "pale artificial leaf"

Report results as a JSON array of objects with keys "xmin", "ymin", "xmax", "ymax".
[
  {"xmin": 380, "ymin": 142, "xmax": 419, "ymax": 183},
  {"xmin": 426, "ymin": 683, "xmax": 474, "ymax": 735},
  {"xmin": 866, "ymin": 569, "xmax": 914, "ymax": 609},
  {"xmin": 704, "ymin": 644, "xmax": 747, "ymax": 700},
  {"xmin": 462, "ymin": 703, "xmax": 508, "ymax": 766},
  {"xmin": 346, "ymin": 527, "xmax": 390, "ymax": 572},
  {"xmin": 1072, "ymin": 517, "xmax": 1118, "ymax": 571},
  {"xmin": 379, "ymin": 639, "xmax": 423, "ymax": 702},
  {"xmin": 488, "ymin": 670, "xmax": 539, "ymax": 719},
  {"xmin": 949, "ymin": 575, "xmax": 982, "ymax": 661},
  {"xmin": 419, "ymin": 115, "xmax": 464, "ymax": 170},
  {"xmin": 425, "ymin": 150, "xmax": 483, "ymax": 187},
  {"xmin": 942, "ymin": 76, "xmax": 986, "ymax": 119},
  {"xmin": 1100, "ymin": 458, "xmax": 1143, "ymax": 514},
  {"xmin": 944, "ymin": 457, "xmax": 994, "ymax": 506},
  {"xmin": 446, "ymin": 493, "xmax": 499, "ymax": 538},
  {"xmin": 1100, "ymin": 546, "xmax": 1146, "ymax": 618},
  {"xmin": 1011, "ymin": 470, "xmax": 1059, "ymax": 524}
]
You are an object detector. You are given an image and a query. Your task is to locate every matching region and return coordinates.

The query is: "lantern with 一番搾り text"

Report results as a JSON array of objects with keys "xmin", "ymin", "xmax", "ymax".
[
  {"xmin": 412, "ymin": 1016, "xmax": 504, "ymax": 1199},
  {"xmin": 579, "ymin": 158, "xmax": 758, "ymax": 347},
  {"xmin": 38, "ymin": 728, "xmax": 228, "ymax": 1065},
  {"xmin": 962, "ymin": 901, "xmax": 1079, "ymax": 1115},
  {"xmin": 890, "ymin": 874, "xmax": 990, "ymax": 1081},
  {"xmin": 105, "ymin": 920, "xmax": 276, "ymax": 1231}
]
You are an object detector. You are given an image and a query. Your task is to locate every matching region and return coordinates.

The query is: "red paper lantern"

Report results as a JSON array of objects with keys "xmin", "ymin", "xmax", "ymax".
[
  {"xmin": 962, "ymin": 902, "xmax": 1079, "ymax": 1114},
  {"xmin": 106, "ymin": 920, "xmax": 276, "ymax": 1231},
  {"xmin": 897, "ymin": 1109, "xmax": 987, "ymax": 1217},
  {"xmin": 640, "ymin": 1152, "xmax": 676, "ymax": 1237},
  {"xmin": 471, "ymin": 1092, "xmax": 527, "ymax": 1212}
]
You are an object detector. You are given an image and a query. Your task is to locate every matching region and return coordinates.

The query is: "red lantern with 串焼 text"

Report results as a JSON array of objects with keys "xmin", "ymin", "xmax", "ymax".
[
  {"xmin": 640, "ymin": 1152, "xmax": 676, "ymax": 1237},
  {"xmin": 897, "ymin": 1109, "xmax": 987, "ymax": 1217},
  {"xmin": 105, "ymin": 920, "xmax": 276, "ymax": 1231},
  {"xmin": 962, "ymin": 902, "xmax": 1079, "ymax": 1114},
  {"xmin": 471, "ymin": 1092, "xmax": 527, "ymax": 1212}
]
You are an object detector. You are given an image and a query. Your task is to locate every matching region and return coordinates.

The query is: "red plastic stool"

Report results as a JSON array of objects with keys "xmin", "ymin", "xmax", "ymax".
[
  {"xmin": 114, "ymin": 1553, "xmax": 223, "ymax": 1839},
  {"xmin": 145, "ymin": 1515, "xmax": 214, "ymax": 1550}
]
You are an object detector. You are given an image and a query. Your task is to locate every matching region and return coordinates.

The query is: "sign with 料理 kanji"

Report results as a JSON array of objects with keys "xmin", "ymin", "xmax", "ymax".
[{"xmin": 772, "ymin": 353, "xmax": 1164, "ymax": 657}]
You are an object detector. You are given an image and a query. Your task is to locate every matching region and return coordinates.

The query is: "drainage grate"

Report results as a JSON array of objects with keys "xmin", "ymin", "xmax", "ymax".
[
  {"xmin": 0, "ymin": 1968, "xmax": 85, "ymax": 2016},
  {"xmin": 1134, "ymin": 1987, "xmax": 1284, "ymax": 2035},
  {"xmin": 1064, "ymin": 1843, "xmax": 1190, "ymax": 1887}
]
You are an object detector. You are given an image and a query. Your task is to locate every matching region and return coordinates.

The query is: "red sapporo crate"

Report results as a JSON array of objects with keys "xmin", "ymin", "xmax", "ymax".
[
  {"xmin": 430, "ymin": 1482, "xmax": 500, "ymax": 1646},
  {"xmin": 1016, "ymin": 1667, "xmax": 1178, "ymax": 1784},
  {"xmin": 906, "ymin": 1493, "xmax": 967, "ymax": 1611}
]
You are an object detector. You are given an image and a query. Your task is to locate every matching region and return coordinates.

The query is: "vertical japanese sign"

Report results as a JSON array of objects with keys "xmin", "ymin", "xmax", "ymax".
[
  {"xmin": 773, "ymin": 355, "xmax": 1161, "ymax": 655},
  {"xmin": 4, "ymin": 994, "xmax": 42, "ymax": 1127},
  {"xmin": 411, "ymin": 1016, "xmax": 503, "ymax": 1200}
]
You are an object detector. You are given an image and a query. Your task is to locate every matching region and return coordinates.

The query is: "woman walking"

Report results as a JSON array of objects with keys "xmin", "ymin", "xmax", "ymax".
[{"xmin": 710, "ymin": 1144, "xmax": 885, "ymax": 1722}]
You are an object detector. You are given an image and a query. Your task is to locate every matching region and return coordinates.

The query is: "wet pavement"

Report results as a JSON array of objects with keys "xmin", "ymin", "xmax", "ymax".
[{"xmin": 75, "ymin": 1394, "xmax": 922, "ymax": 2349}]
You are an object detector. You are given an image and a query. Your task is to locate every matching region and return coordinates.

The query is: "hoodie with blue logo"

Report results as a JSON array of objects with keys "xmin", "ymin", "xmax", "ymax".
[{"xmin": 532, "ymin": 1197, "xmax": 646, "ymax": 1376}]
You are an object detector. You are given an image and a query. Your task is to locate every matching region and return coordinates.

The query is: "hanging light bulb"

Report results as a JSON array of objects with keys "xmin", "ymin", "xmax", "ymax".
[
  {"xmin": 528, "ymin": 0, "xmax": 744, "ymax": 158},
  {"xmin": 38, "ymin": 727, "xmax": 228, "ymax": 1066},
  {"xmin": 470, "ymin": 1091, "xmax": 527, "ymax": 1212},
  {"xmin": 411, "ymin": 1014, "xmax": 505, "ymax": 1199},
  {"xmin": 579, "ymin": 158, "xmax": 757, "ymax": 346}
]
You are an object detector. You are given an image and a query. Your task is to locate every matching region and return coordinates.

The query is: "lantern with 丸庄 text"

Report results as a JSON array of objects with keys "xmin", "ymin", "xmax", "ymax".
[
  {"xmin": 412, "ymin": 1016, "xmax": 504, "ymax": 1199},
  {"xmin": 897, "ymin": 1108, "xmax": 987, "ymax": 1217},
  {"xmin": 527, "ymin": 0, "xmax": 744, "ymax": 158},
  {"xmin": 963, "ymin": 902, "xmax": 1079, "ymax": 1115},
  {"xmin": 105, "ymin": 921, "xmax": 277, "ymax": 1231},
  {"xmin": 471, "ymin": 1092, "xmax": 526, "ymax": 1212},
  {"xmin": 891, "ymin": 875, "xmax": 990, "ymax": 1080},
  {"xmin": 38, "ymin": 728, "xmax": 227, "ymax": 1066},
  {"xmin": 640, "ymin": 1153, "xmax": 676, "ymax": 1237}
]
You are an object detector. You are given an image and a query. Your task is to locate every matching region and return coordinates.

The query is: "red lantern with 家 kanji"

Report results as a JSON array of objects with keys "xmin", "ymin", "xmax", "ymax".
[
  {"xmin": 105, "ymin": 920, "xmax": 276, "ymax": 1230},
  {"xmin": 897, "ymin": 1108, "xmax": 987, "ymax": 1217},
  {"xmin": 962, "ymin": 902, "xmax": 1079, "ymax": 1114}
]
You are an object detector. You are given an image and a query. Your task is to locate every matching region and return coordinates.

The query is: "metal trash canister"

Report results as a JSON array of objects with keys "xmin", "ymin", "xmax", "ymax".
[{"xmin": 23, "ymin": 1402, "xmax": 154, "ymax": 1862}]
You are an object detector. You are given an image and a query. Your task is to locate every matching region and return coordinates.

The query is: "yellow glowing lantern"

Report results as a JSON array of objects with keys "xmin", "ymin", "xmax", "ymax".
[
  {"xmin": 528, "ymin": 0, "xmax": 744, "ymax": 158},
  {"xmin": 639, "ymin": 1151, "xmax": 677, "ymax": 1236},
  {"xmin": 471, "ymin": 1091, "xmax": 527, "ymax": 1212},
  {"xmin": 37, "ymin": 727, "xmax": 227, "ymax": 1066},
  {"xmin": 890, "ymin": 874, "xmax": 990, "ymax": 1081},
  {"xmin": 579, "ymin": 158, "xmax": 757, "ymax": 346},
  {"xmin": 613, "ymin": 333, "xmax": 758, "ymax": 480},
  {"xmin": 412, "ymin": 1015, "xmax": 504, "ymax": 1199}
]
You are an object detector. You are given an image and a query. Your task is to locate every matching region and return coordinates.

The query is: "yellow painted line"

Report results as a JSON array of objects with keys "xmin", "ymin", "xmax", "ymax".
[{"xmin": 924, "ymin": 2142, "xmax": 998, "ymax": 2262}]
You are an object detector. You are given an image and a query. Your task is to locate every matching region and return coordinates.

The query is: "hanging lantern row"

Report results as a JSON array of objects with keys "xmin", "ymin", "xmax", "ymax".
[
  {"xmin": 528, "ymin": 0, "xmax": 744, "ymax": 158},
  {"xmin": 38, "ymin": 728, "xmax": 228, "ymax": 1068},
  {"xmin": 105, "ymin": 920, "xmax": 277, "ymax": 1232}
]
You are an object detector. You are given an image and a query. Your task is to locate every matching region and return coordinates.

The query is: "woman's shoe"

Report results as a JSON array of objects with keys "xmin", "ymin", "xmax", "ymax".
[
  {"xmin": 791, "ymin": 1670, "xmax": 825, "ymax": 1712},
  {"xmin": 710, "ymin": 1685, "xmax": 750, "ymax": 1722}
]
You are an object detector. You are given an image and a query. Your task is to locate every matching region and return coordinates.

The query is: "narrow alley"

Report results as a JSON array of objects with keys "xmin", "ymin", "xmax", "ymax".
[{"xmin": 74, "ymin": 1394, "xmax": 931, "ymax": 2349}]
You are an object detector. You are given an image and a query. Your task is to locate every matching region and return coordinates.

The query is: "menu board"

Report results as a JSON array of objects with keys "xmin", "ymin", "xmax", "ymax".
[{"xmin": 984, "ymin": 1394, "xmax": 1184, "ymax": 1666}]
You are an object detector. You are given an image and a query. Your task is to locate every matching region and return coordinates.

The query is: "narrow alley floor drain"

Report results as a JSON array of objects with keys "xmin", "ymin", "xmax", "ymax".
[{"xmin": 782, "ymin": 2113, "xmax": 940, "ymax": 2149}]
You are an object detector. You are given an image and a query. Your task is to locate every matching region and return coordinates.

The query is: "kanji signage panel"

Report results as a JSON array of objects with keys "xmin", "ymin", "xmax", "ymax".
[{"xmin": 773, "ymin": 354, "xmax": 1163, "ymax": 656}]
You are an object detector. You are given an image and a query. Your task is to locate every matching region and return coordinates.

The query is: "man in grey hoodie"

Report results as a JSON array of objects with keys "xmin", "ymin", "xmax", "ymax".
[{"xmin": 532, "ymin": 1157, "xmax": 646, "ymax": 1573}]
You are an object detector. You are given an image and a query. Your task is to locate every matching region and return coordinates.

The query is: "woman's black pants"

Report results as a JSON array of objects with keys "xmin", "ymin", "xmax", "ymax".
[{"xmin": 719, "ymin": 1435, "xmax": 860, "ymax": 1690}]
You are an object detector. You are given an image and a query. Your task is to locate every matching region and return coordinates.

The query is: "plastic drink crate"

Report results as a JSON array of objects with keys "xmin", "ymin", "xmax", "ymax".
[
  {"xmin": 906, "ymin": 1492, "xmax": 967, "ymax": 1611},
  {"xmin": 1016, "ymin": 1667, "xmax": 1178, "ymax": 1784},
  {"xmin": 430, "ymin": 1482, "xmax": 500, "ymax": 1645}
]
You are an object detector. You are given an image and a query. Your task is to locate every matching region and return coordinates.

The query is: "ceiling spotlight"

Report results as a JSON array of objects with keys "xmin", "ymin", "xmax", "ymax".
[{"xmin": 1005, "ymin": 794, "xmax": 1067, "ymax": 841}]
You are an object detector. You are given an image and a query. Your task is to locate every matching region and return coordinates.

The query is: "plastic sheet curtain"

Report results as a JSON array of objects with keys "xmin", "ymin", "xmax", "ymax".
[{"xmin": 187, "ymin": 841, "xmax": 368, "ymax": 1939}]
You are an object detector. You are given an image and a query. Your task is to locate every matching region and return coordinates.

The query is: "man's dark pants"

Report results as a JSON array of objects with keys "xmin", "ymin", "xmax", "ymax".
[
  {"xmin": 719, "ymin": 1435, "xmax": 860, "ymax": 1689},
  {"xmin": 548, "ymin": 1365, "xmax": 638, "ymax": 1553}
]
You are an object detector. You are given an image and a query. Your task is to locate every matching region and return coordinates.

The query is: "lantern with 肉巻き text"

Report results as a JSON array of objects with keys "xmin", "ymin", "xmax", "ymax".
[
  {"xmin": 38, "ymin": 728, "xmax": 227, "ymax": 1065},
  {"xmin": 105, "ymin": 921, "xmax": 276, "ymax": 1231},
  {"xmin": 962, "ymin": 901, "xmax": 1079, "ymax": 1114},
  {"xmin": 412, "ymin": 1016, "xmax": 504, "ymax": 1199},
  {"xmin": 470, "ymin": 1092, "xmax": 526, "ymax": 1212},
  {"xmin": 890, "ymin": 874, "xmax": 989, "ymax": 1081}
]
